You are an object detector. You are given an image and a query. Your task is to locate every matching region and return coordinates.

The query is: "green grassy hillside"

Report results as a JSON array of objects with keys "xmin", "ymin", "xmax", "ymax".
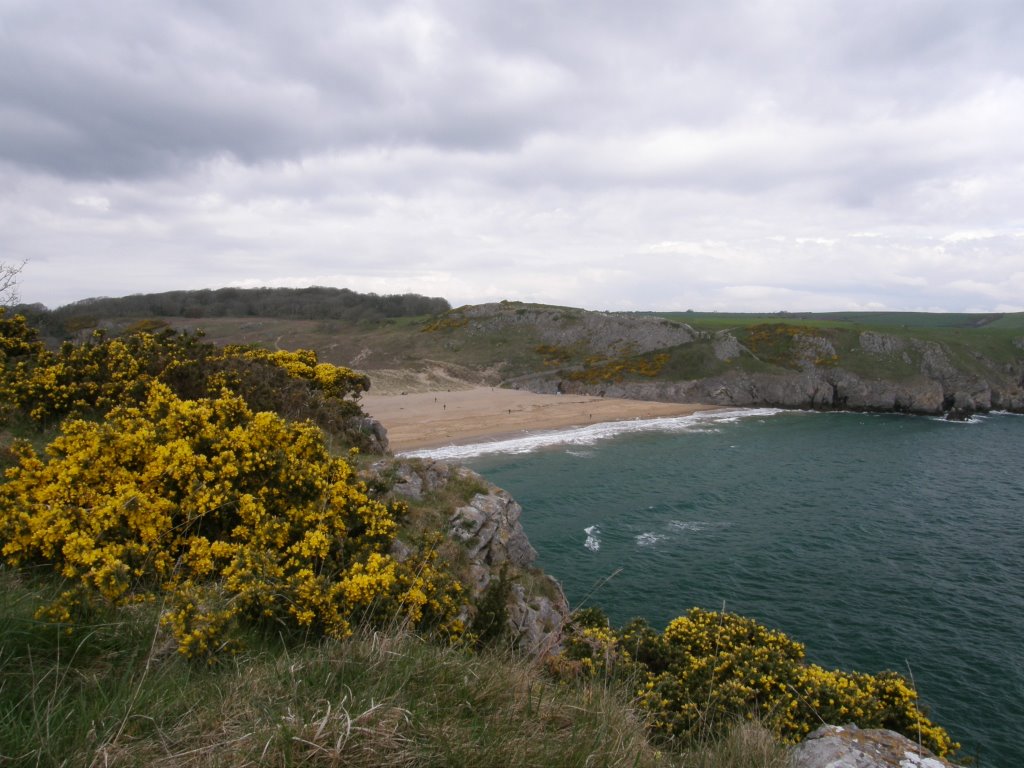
[{"xmin": 28, "ymin": 301, "xmax": 1023, "ymax": 401}]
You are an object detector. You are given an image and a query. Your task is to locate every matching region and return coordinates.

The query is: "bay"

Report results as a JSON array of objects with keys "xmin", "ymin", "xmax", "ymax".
[{"xmin": 461, "ymin": 411, "xmax": 1024, "ymax": 766}]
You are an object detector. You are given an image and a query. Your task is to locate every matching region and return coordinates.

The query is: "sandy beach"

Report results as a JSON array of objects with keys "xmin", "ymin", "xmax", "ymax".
[{"xmin": 361, "ymin": 387, "xmax": 719, "ymax": 452}]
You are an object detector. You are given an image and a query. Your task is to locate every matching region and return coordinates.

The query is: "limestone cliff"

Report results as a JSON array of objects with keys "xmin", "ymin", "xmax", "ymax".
[
  {"xmin": 368, "ymin": 457, "xmax": 569, "ymax": 656},
  {"xmin": 532, "ymin": 328, "xmax": 1024, "ymax": 418},
  {"xmin": 454, "ymin": 302, "xmax": 697, "ymax": 357}
]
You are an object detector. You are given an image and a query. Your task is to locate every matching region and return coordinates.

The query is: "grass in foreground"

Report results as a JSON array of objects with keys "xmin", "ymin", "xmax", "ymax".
[{"xmin": 0, "ymin": 568, "xmax": 789, "ymax": 768}]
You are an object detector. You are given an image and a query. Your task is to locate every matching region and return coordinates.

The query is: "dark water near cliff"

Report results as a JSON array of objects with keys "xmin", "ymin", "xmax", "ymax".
[{"xmin": 452, "ymin": 411, "xmax": 1023, "ymax": 766}]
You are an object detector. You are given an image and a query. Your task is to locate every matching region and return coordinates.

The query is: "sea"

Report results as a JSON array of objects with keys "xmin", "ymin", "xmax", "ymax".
[{"xmin": 406, "ymin": 409, "xmax": 1024, "ymax": 766}]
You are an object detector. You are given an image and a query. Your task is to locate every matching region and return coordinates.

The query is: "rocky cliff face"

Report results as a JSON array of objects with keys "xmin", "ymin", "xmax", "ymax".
[
  {"xmin": 372, "ymin": 457, "xmax": 569, "ymax": 656},
  {"xmin": 541, "ymin": 329, "xmax": 1024, "ymax": 418},
  {"xmin": 457, "ymin": 303, "xmax": 697, "ymax": 356}
]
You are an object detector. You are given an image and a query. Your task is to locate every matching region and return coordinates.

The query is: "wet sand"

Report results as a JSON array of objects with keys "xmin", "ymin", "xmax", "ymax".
[{"xmin": 361, "ymin": 387, "xmax": 719, "ymax": 452}]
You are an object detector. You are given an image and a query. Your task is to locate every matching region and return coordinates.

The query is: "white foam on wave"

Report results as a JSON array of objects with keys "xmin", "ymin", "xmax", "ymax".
[
  {"xmin": 584, "ymin": 525, "xmax": 601, "ymax": 552},
  {"xmin": 669, "ymin": 520, "xmax": 709, "ymax": 533},
  {"xmin": 399, "ymin": 407, "xmax": 786, "ymax": 459},
  {"xmin": 668, "ymin": 520, "xmax": 730, "ymax": 534},
  {"xmin": 928, "ymin": 415, "xmax": 984, "ymax": 425},
  {"xmin": 635, "ymin": 532, "xmax": 663, "ymax": 546}
]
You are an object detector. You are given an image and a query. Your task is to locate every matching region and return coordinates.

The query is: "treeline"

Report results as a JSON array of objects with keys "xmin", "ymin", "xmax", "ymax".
[{"xmin": 19, "ymin": 286, "xmax": 450, "ymax": 331}]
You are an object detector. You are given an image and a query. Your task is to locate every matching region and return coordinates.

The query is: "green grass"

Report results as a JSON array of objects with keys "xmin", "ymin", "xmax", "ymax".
[
  {"xmin": 0, "ymin": 567, "xmax": 791, "ymax": 767},
  {"xmin": 653, "ymin": 310, "xmax": 1024, "ymax": 332}
]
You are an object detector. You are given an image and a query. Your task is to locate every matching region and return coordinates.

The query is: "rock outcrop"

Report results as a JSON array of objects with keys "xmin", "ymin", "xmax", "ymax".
[
  {"xmin": 457, "ymin": 303, "xmax": 698, "ymax": 356},
  {"xmin": 790, "ymin": 724, "xmax": 964, "ymax": 768},
  {"xmin": 448, "ymin": 486, "xmax": 538, "ymax": 593},
  {"xmin": 372, "ymin": 458, "xmax": 569, "ymax": 656},
  {"xmin": 354, "ymin": 415, "xmax": 390, "ymax": 454}
]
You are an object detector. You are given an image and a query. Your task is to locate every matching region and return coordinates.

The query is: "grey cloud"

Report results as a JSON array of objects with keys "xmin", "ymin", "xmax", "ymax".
[{"xmin": 0, "ymin": 0, "xmax": 579, "ymax": 178}]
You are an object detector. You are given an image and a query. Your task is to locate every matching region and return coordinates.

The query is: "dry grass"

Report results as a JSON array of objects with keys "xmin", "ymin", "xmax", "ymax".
[
  {"xmin": 1, "ymin": 568, "xmax": 668, "ymax": 767},
  {"xmin": 676, "ymin": 721, "xmax": 791, "ymax": 768}
]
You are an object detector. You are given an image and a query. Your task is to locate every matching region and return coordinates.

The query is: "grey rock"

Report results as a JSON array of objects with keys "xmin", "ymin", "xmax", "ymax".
[
  {"xmin": 391, "ymin": 465, "xmax": 424, "ymax": 499},
  {"xmin": 465, "ymin": 564, "xmax": 491, "ymax": 595},
  {"xmin": 712, "ymin": 332, "xmax": 744, "ymax": 361},
  {"xmin": 430, "ymin": 302, "xmax": 1023, "ymax": 417},
  {"xmin": 450, "ymin": 490, "xmax": 537, "ymax": 569},
  {"xmin": 383, "ymin": 458, "xmax": 475, "ymax": 500},
  {"xmin": 916, "ymin": 341, "xmax": 959, "ymax": 382},
  {"xmin": 530, "ymin": 359, "xmax": 1019, "ymax": 417},
  {"xmin": 795, "ymin": 334, "xmax": 837, "ymax": 369},
  {"xmin": 859, "ymin": 332, "xmax": 907, "ymax": 356},
  {"xmin": 446, "ymin": 479, "xmax": 571, "ymax": 654},
  {"xmin": 460, "ymin": 303, "xmax": 696, "ymax": 356},
  {"xmin": 507, "ymin": 579, "xmax": 570, "ymax": 657},
  {"xmin": 356, "ymin": 416, "xmax": 390, "ymax": 453},
  {"xmin": 790, "ymin": 724, "xmax": 963, "ymax": 768}
]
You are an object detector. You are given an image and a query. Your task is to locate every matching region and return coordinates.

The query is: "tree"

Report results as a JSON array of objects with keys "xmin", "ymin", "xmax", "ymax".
[{"xmin": 1, "ymin": 261, "xmax": 25, "ymax": 307}]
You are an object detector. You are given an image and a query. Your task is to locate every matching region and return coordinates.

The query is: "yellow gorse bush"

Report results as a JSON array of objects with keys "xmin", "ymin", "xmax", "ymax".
[
  {"xmin": 4, "ymin": 330, "xmax": 152, "ymax": 425},
  {"xmin": 0, "ymin": 324, "xmax": 372, "ymax": 443},
  {"xmin": 0, "ymin": 309, "xmax": 45, "ymax": 421},
  {"xmin": 565, "ymin": 607, "xmax": 955, "ymax": 757},
  {"xmin": 0, "ymin": 309, "xmax": 44, "ymax": 364},
  {"xmin": 0, "ymin": 382, "xmax": 462, "ymax": 657},
  {"xmin": 221, "ymin": 346, "xmax": 370, "ymax": 401}
]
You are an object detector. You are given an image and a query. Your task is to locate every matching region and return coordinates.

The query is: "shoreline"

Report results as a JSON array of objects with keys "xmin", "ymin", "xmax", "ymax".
[{"xmin": 360, "ymin": 387, "xmax": 723, "ymax": 453}]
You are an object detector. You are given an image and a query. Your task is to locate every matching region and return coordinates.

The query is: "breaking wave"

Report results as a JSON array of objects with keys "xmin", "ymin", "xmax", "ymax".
[{"xmin": 400, "ymin": 408, "xmax": 785, "ymax": 460}]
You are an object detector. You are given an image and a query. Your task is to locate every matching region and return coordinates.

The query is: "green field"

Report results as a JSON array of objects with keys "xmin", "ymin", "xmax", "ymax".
[{"xmin": 651, "ymin": 309, "xmax": 1024, "ymax": 333}]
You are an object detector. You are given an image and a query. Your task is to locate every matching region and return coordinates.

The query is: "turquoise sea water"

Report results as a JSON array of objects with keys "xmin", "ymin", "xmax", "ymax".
[{"xmin": 428, "ymin": 410, "xmax": 1023, "ymax": 766}]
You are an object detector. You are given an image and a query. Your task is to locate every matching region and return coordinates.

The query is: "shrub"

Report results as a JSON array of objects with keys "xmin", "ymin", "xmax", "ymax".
[
  {"xmin": 0, "ymin": 308, "xmax": 44, "ymax": 364},
  {"xmin": 558, "ymin": 608, "xmax": 956, "ymax": 757},
  {"xmin": 0, "ymin": 323, "xmax": 378, "ymax": 449},
  {"xmin": 0, "ymin": 383, "xmax": 462, "ymax": 659}
]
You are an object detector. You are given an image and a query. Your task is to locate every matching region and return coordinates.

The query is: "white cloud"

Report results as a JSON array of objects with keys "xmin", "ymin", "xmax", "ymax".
[{"xmin": 71, "ymin": 195, "xmax": 111, "ymax": 212}]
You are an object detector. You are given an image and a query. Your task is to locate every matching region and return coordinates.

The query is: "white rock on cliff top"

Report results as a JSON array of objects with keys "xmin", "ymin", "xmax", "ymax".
[{"xmin": 789, "ymin": 724, "xmax": 963, "ymax": 768}]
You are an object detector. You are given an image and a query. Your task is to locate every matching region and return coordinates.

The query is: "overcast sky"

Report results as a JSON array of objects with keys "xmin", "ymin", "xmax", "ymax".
[{"xmin": 2, "ymin": 0, "xmax": 1023, "ymax": 312}]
